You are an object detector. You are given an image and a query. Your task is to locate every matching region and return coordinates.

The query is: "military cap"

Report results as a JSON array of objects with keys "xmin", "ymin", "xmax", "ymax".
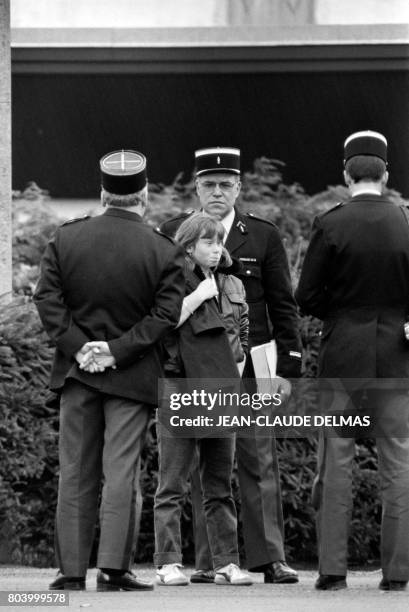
[
  {"xmin": 195, "ymin": 147, "xmax": 240, "ymax": 176},
  {"xmin": 344, "ymin": 130, "xmax": 387, "ymax": 164},
  {"xmin": 100, "ymin": 149, "xmax": 147, "ymax": 195}
]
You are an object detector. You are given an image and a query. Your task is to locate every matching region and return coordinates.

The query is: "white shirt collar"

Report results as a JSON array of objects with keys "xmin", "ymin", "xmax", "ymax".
[
  {"xmin": 220, "ymin": 208, "xmax": 236, "ymax": 243},
  {"xmin": 351, "ymin": 187, "xmax": 382, "ymax": 197}
]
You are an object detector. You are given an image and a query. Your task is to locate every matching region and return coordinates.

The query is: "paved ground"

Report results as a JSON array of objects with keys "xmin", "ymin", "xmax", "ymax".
[{"xmin": 0, "ymin": 566, "xmax": 407, "ymax": 612}]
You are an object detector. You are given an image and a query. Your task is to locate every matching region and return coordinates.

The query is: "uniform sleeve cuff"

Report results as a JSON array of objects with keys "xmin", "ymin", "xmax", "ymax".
[
  {"xmin": 277, "ymin": 354, "xmax": 302, "ymax": 378},
  {"xmin": 56, "ymin": 326, "xmax": 89, "ymax": 357}
]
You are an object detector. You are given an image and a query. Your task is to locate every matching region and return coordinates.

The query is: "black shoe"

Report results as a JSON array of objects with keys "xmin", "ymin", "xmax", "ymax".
[
  {"xmin": 190, "ymin": 569, "xmax": 216, "ymax": 584},
  {"xmin": 315, "ymin": 574, "xmax": 347, "ymax": 591},
  {"xmin": 264, "ymin": 561, "xmax": 299, "ymax": 584},
  {"xmin": 96, "ymin": 570, "xmax": 154, "ymax": 591},
  {"xmin": 49, "ymin": 572, "xmax": 86, "ymax": 591},
  {"xmin": 379, "ymin": 577, "xmax": 408, "ymax": 591}
]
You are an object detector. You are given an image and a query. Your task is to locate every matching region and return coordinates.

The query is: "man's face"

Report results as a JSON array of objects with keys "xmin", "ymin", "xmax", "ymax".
[{"xmin": 195, "ymin": 172, "xmax": 241, "ymax": 220}]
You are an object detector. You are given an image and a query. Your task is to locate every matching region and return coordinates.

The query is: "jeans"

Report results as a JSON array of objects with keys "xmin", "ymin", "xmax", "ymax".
[{"xmin": 154, "ymin": 419, "xmax": 239, "ymax": 569}]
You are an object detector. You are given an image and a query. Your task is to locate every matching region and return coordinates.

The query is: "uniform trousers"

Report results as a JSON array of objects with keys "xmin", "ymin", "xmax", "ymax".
[
  {"xmin": 313, "ymin": 387, "xmax": 409, "ymax": 580},
  {"xmin": 55, "ymin": 379, "xmax": 150, "ymax": 576},
  {"xmin": 154, "ymin": 420, "xmax": 239, "ymax": 569}
]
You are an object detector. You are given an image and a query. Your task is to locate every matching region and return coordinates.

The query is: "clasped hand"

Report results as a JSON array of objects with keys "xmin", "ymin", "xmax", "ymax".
[
  {"xmin": 75, "ymin": 341, "xmax": 117, "ymax": 373},
  {"xmin": 196, "ymin": 277, "xmax": 219, "ymax": 301}
]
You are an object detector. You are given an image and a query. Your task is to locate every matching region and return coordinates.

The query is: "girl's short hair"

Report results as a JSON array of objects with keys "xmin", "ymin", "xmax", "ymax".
[{"xmin": 175, "ymin": 213, "xmax": 232, "ymax": 267}]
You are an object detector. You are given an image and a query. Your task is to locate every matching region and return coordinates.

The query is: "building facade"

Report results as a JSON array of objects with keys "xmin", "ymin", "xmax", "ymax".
[{"xmin": 11, "ymin": 0, "xmax": 409, "ymax": 197}]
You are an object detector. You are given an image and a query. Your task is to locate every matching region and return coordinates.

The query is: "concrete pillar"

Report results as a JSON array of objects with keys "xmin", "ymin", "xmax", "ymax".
[{"xmin": 0, "ymin": 0, "xmax": 12, "ymax": 304}]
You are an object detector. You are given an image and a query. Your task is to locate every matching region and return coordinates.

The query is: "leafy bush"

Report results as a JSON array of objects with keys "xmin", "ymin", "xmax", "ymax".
[
  {"xmin": 0, "ymin": 297, "xmax": 58, "ymax": 565},
  {"xmin": 12, "ymin": 183, "xmax": 60, "ymax": 297},
  {"xmin": 2, "ymin": 165, "xmax": 404, "ymax": 567}
]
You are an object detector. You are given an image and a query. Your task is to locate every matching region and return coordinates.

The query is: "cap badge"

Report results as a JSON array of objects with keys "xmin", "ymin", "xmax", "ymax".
[
  {"xmin": 194, "ymin": 146, "xmax": 240, "ymax": 176},
  {"xmin": 100, "ymin": 149, "xmax": 147, "ymax": 195},
  {"xmin": 102, "ymin": 150, "xmax": 144, "ymax": 173}
]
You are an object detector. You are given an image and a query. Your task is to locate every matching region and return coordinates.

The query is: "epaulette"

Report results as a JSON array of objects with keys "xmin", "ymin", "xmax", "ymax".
[
  {"xmin": 245, "ymin": 212, "xmax": 276, "ymax": 226},
  {"xmin": 399, "ymin": 203, "xmax": 409, "ymax": 227},
  {"xmin": 321, "ymin": 202, "xmax": 344, "ymax": 216},
  {"xmin": 154, "ymin": 227, "xmax": 177, "ymax": 243},
  {"xmin": 166, "ymin": 209, "xmax": 195, "ymax": 223},
  {"xmin": 61, "ymin": 215, "xmax": 90, "ymax": 226}
]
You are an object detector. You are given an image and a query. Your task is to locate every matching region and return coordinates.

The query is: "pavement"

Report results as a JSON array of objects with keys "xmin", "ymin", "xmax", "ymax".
[{"xmin": 0, "ymin": 566, "xmax": 407, "ymax": 612}]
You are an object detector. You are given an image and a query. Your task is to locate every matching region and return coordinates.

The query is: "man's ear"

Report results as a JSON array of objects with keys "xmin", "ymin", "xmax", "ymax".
[
  {"xmin": 195, "ymin": 179, "xmax": 200, "ymax": 197},
  {"xmin": 382, "ymin": 170, "xmax": 389, "ymax": 187},
  {"xmin": 343, "ymin": 170, "xmax": 352, "ymax": 186}
]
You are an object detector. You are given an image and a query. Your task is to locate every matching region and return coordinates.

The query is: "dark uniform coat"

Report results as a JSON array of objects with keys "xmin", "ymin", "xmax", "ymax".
[
  {"xmin": 296, "ymin": 194, "xmax": 409, "ymax": 378},
  {"xmin": 34, "ymin": 207, "xmax": 185, "ymax": 405},
  {"xmin": 161, "ymin": 208, "xmax": 301, "ymax": 378},
  {"xmin": 296, "ymin": 193, "xmax": 409, "ymax": 581}
]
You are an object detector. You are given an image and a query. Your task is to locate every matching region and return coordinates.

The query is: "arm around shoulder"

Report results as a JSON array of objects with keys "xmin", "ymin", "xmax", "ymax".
[{"xmin": 108, "ymin": 243, "xmax": 186, "ymax": 367}]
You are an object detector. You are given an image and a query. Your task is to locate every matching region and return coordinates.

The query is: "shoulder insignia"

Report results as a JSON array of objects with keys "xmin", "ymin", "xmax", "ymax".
[
  {"xmin": 61, "ymin": 214, "xmax": 90, "ymax": 226},
  {"xmin": 245, "ymin": 212, "xmax": 276, "ymax": 227},
  {"xmin": 166, "ymin": 209, "xmax": 195, "ymax": 223},
  {"xmin": 235, "ymin": 219, "xmax": 247, "ymax": 234},
  {"xmin": 399, "ymin": 203, "xmax": 409, "ymax": 227},
  {"xmin": 154, "ymin": 227, "xmax": 177, "ymax": 243}
]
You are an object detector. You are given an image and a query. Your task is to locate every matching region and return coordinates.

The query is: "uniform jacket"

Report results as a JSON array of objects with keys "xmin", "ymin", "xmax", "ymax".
[
  {"xmin": 161, "ymin": 208, "xmax": 301, "ymax": 378},
  {"xmin": 164, "ymin": 262, "xmax": 248, "ymax": 379},
  {"xmin": 34, "ymin": 207, "xmax": 185, "ymax": 404},
  {"xmin": 296, "ymin": 194, "xmax": 409, "ymax": 378}
]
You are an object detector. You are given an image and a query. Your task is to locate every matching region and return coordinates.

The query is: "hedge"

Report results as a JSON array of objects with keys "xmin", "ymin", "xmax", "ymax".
[{"xmin": 1, "ymin": 163, "xmax": 402, "ymax": 567}]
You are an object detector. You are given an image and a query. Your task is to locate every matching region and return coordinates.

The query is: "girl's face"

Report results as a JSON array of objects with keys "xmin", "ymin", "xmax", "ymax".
[{"xmin": 190, "ymin": 235, "xmax": 223, "ymax": 270}]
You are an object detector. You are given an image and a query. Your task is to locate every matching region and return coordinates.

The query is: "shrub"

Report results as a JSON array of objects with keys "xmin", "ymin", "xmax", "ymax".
[
  {"xmin": 0, "ymin": 297, "xmax": 58, "ymax": 565},
  {"xmin": 12, "ymin": 183, "xmax": 60, "ymax": 297}
]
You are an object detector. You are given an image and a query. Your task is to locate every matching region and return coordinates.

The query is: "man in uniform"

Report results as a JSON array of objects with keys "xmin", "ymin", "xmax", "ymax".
[
  {"xmin": 296, "ymin": 131, "xmax": 409, "ymax": 591},
  {"xmin": 161, "ymin": 147, "xmax": 302, "ymax": 583},
  {"xmin": 34, "ymin": 150, "xmax": 185, "ymax": 591}
]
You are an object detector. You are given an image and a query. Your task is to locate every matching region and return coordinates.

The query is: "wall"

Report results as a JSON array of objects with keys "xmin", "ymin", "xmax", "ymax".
[
  {"xmin": 12, "ymin": 69, "xmax": 409, "ymax": 197},
  {"xmin": 11, "ymin": 0, "xmax": 409, "ymax": 27}
]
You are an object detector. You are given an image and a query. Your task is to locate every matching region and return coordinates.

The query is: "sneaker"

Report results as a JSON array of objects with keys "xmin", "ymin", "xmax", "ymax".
[
  {"xmin": 190, "ymin": 569, "xmax": 216, "ymax": 584},
  {"xmin": 215, "ymin": 564, "xmax": 253, "ymax": 586},
  {"xmin": 156, "ymin": 564, "xmax": 189, "ymax": 586}
]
